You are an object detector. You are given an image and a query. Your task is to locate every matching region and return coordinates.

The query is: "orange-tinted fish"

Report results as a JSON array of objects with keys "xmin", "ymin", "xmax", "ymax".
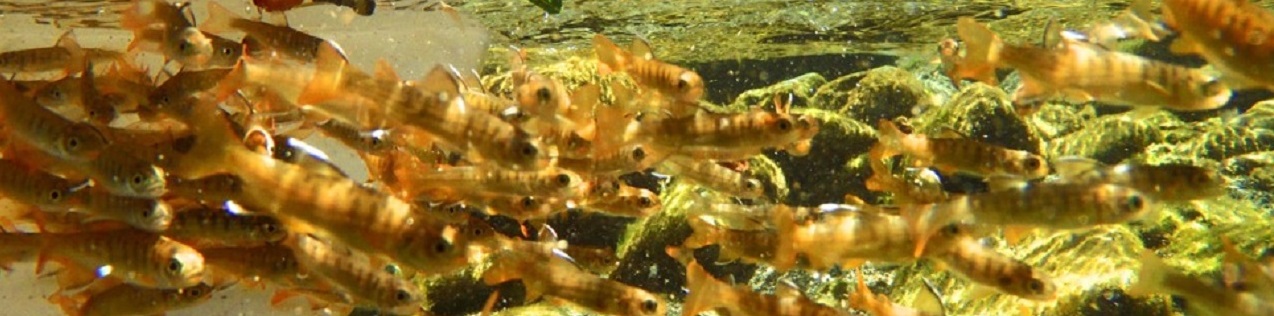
[
  {"xmin": 594, "ymin": 34, "xmax": 704, "ymax": 106},
  {"xmin": 924, "ymin": 224, "xmax": 1057, "ymax": 301},
  {"xmin": 1053, "ymin": 156, "xmax": 1227, "ymax": 202},
  {"xmin": 1162, "ymin": 0, "xmax": 1274, "ymax": 91},
  {"xmin": 53, "ymin": 281, "xmax": 216, "ymax": 316},
  {"xmin": 874, "ymin": 119, "xmax": 1049, "ymax": 179},
  {"xmin": 681, "ymin": 260, "xmax": 849, "ymax": 316},
  {"xmin": 632, "ymin": 107, "xmax": 818, "ymax": 160},
  {"xmin": 483, "ymin": 239, "xmax": 666, "ymax": 316},
  {"xmin": 0, "ymin": 80, "xmax": 109, "ymax": 162},
  {"xmin": 163, "ymin": 204, "xmax": 286, "ymax": 248},
  {"xmin": 165, "ymin": 173, "xmax": 244, "ymax": 204},
  {"xmin": 849, "ymin": 272, "xmax": 946, "ymax": 316},
  {"xmin": 773, "ymin": 204, "xmax": 921, "ymax": 271},
  {"xmin": 2, "ymin": 228, "xmax": 204, "ymax": 288},
  {"xmin": 290, "ymin": 235, "xmax": 421, "ymax": 314},
  {"xmin": 1131, "ymin": 251, "xmax": 1274, "ymax": 316},
  {"xmin": 657, "ymin": 156, "xmax": 765, "ymax": 199},
  {"xmin": 66, "ymin": 188, "xmax": 173, "ymax": 232},
  {"xmin": 947, "ymin": 17, "xmax": 1231, "ymax": 111},
  {"xmin": 203, "ymin": 2, "xmax": 344, "ymax": 62},
  {"xmin": 0, "ymin": 158, "xmax": 84, "ymax": 211}
]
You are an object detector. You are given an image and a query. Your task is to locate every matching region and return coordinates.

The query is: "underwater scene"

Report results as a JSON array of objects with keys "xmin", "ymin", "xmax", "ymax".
[{"xmin": 0, "ymin": 0, "xmax": 1271, "ymax": 315}]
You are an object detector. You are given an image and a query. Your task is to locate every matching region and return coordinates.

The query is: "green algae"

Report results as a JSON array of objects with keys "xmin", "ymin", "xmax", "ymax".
[
  {"xmin": 838, "ymin": 66, "xmax": 935, "ymax": 124},
  {"xmin": 915, "ymin": 82, "xmax": 1043, "ymax": 153},
  {"xmin": 1049, "ymin": 113, "xmax": 1162, "ymax": 164}
]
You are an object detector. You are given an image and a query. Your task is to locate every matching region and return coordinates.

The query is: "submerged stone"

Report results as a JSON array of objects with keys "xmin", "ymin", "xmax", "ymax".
[
  {"xmin": 916, "ymin": 82, "xmax": 1043, "ymax": 154},
  {"xmin": 1049, "ymin": 114, "xmax": 1161, "ymax": 164},
  {"xmin": 839, "ymin": 66, "xmax": 934, "ymax": 124}
]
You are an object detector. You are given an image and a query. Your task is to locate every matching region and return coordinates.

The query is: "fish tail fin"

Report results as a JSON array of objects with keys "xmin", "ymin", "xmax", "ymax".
[
  {"xmin": 682, "ymin": 261, "xmax": 723, "ymax": 316},
  {"xmin": 214, "ymin": 57, "xmax": 249, "ymax": 102},
  {"xmin": 125, "ymin": 28, "xmax": 162, "ymax": 54},
  {"xmin": 119, "ymin": 0, "xmax": 158, "ymax": 30},
  {"xmin": 55, "ymin": 31, "xmax": 86, "ymax": 76},
  {"xmin": 948, "ymin": 17, "xmax": 1003, "ymax": 86},
  {"xmin": 1128, "ymin": 251, "xmax": 1170, "ymax": 297},
  {"xmin": 682, "ymin": 216, "xmax": 719, "ymax": 250},
  {"xmin": 175, "ymin": 93, "xmax": 252, "ymax": 177},
  {"xmin": 295, "ymin": 42, "xmax": 349, "ymax": 106},
  {"xmin": 592, "ymin": 34, "xmax": 630, "ymax": 76},
  {"xmin": 901, "ymin": 200, "xmax": 965, "ymax": 258},
  {"xmin": 772, "ymin": 201, "xmax": 799, "ymax": 271},
  {"xmin": 202, "ymin": 1, "xmax": 238, "ymax": 35}
]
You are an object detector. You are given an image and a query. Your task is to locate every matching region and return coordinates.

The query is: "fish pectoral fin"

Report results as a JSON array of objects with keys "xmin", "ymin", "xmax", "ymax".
[
  {"xmin": 1051, "ymin": 156, "xmax": 1104, "ymax": 181},
  {"xmin": 1167, "ymin": 37, "xmax": 1199, "ymax": 56},
  {"xmin": 966, "ymin": 284, "xmax": 999, "ymax": 301},
  {"xmin": 1002, "ymin": 225, "xmax": 1034, "ymax": 245}
]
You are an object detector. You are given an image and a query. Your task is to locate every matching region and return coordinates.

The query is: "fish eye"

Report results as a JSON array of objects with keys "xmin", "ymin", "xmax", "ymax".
[
  {"xmin": 132, "ymin": 174, "xmax": 146, "ymax": 185},
  {"xmin": 519, "ymin": 142, "xmax": 539, "ymax": 158},
  {"xmin": 395, "ymin": 289, "xmax": 413, "ymax": 302},
  {"xmin": 433, "ymin": 240, "xmax": 451, "ymax": 253},
  {"xmin": 141, "ymin": 207, "xmax": 154, "ymax": 218},
  {"xmin": 262, "ymin": 223, "xmax": 279, "ymax": 234},
  {"xmin": 220, "ymin": 47, "xmax": 234, "ymax": 56},
  {"xmin": 776, "ymin": 118, "xmax": 792, "ymax": 131},
  {"xmin": 637, "ymin": 196, "xmax": 652, "ymax": 207},
  {"xmin": 676, "ymin": 78, "xmax": 689, "ymax": 91},
  {"xmin": 1023, "ymin": 157, "xmax": 1041, "ymax": 170},
  {"xmin": 166, "ymin": 258, "xmax": 183, "ymax": 274},
  {"xmin": 535, "ymin": 87, "xmax": 552, "ymax": 103},
  {"xmin": 743, "ymin": 179, "xmax": 760, "ymax": 190},
  {"xmin": 940, "ymin": 224, "xmax": 962, "ymax": 236},
  {"xmin": 48, "ymin": 190, "xmax": 62, "ymax": 202},
  {"xmin": 471, "ymin": 227, "xmax": 485, "ymax": 237},
  {"xmin": 1027, "ymin": 279, "xmax": 1044, "ymax": 293},
  {"xmin": 178, "ymin": 41, "xmax": 193, "ymax": 53},
  {"xmin": 185, "ymin": 287, "xmax": 204, "ymax": 297},
  {"xmin": 631, "ymin": 147, "xmax": 646, "ymax": 161},
  {"xmin": 65, "ymin": 137, "xmax": 80, "ymax": 150},
  {"xmin": 640, "ymin": 299, "xmax": 659, "ymax": 313},
  {"xmin": 1126, "ymin": 195, "xmax": 1144, "ymax": 210},
  {"xmin": 520, "ymin": 196, "xmax": 537, "ymax": 208},
  {"xmin": 556, "ymin": 174, "xmax": 573, "ymax": 185}
]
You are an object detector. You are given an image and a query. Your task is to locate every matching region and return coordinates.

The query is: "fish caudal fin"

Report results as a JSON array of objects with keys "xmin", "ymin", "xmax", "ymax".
[
  {"xmin": 948, "ymin": 17, "xmax": 1003, "ymax": 86},
  {"xmin": 295, "ymin": 42, "xmax": 350, "ymax": 106},
  {"xmin": 201, "ymin": 2, "xmax": 238, "ymax": 35},
  {"xmin": 1128, "ymin": 251, "xmax": 1170, "ymax": 297},
  {"xmin": 682, "ymin": 261, "xmax": 723, "ymax": 316}
]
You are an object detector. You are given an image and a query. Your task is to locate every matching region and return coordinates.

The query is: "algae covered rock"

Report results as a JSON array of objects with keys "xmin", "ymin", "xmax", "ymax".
[
  {"xmin": 1048, "ymin": 114, "xmax": 1162, "ymax": 164},
  {"xmin": 838, "ymin": 66, "xmax": 934, "ymax": 124},
  {"xmin": 916, "ymin": 82, "xmax": 1043, "ymax": 154},
  {"xmin": 1182, "ymin": 125, "xmax": 1274, "ymax": 161},
  {"xmin": 729, "ymin": 72, "xmax": 827, "ymax": 111},
  {"xmin": 1027, "ymin": 102, "xmax": 1094, "ymax": 141},
  {"xmin": 612, "ymin": 183, "xmax": 697, "ymax": 296},
  {"xmin": 778, "ymin": 108, "xmax": 879, "ymax": 205}
]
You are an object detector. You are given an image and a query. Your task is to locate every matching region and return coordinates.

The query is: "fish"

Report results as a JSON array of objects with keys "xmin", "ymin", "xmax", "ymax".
[
  {"xmin": 1053, "ymin": 156, "xmax": 1227, "ymax": 202},
  {"xmin": 0, "ymin": 158, "xmax": 85, "ymax": 211},
  {"xmin": 145, "ymin": 68, "xmax": 233, "ymax": 121},
  {"xmin": 77, "ymin": 147, "xmax": 167, "ymax": 198},
  {"xmin": 164, "ymin": 173, "xmax": 244, "ymax": 204},
  {"xmin": 849, "ymin": 272, "xmax": 946, "ymax": 316},
  {"xmin": 593, "ymin": 34, "xmax": 704, "ymax": 107},
  {"xmin": 874, "ymin": 119, "xmax": 1049, "ymax": 179},
  {"xmin": 3, "ymin": 228, "xmax": 205, "ymax": 288},
  {"xmin": 163, "ymin": 204, "xmax": 286, "ymax": 248},
  {"xmin": 0, "ymin": 32, "xmax": 120, "ymax": 76},
  {"xmin": 924, "ymin": 224, "xmax": 1057, "ymax": 301},
  {"xmin": 946, "ymin": 17, "xmax": 1231, "ymax": 111},
  {"xmin": 0, "ymin": 79, "xmax": 110, "ymax": 162},
  {"xmin": 398, "ymin": 166, "xmax": 582, "ymax": 200},
  {"xmin": 53, "ymin": 281, "xmax": 216, "ymax": 316},
  {"xmin": 203, "ymin": 2, "xmax": 344, "ymax": 62},
  {"xmin": 657, "ymin": 156, "xmax": 765, "ymax": 199},
  {"xmin": 632, "ymin": 106, "xmax": 818, "ymax": 160},
  {"xmin": 198, "ymin": 244, "xmax": 317, "ymax": 290},
  {"xmin": 66, "ymin": 188, "xmax": 173, "ymax": 232},
  {"xmin": 1162, "ymin": 0, "xmax": 1274, "ymax": 91},
  {"xmin": 577, "ymin": 180, "xmax": 662, "ymax": 218},
  {"xmin": 121, "ymin": 0, "xmax": 215, "ymax": 68},
  {"xmin": 681, "ymin": 260, "xmax": 849, "ymax": 316},
  {"xmin": 684, "ymin": 214, "xmax": 780, "ymax": 265},
  {"xmin": 773, "ymin": 204, "xmax": 922, "ymax": 271},
  {"xmin": 1130, "ymin": 251, "xmax": 1274, "ymax": 316},
  {"xmin": 906, "ymin": 180, "xmax": 1153, "ymax": 256},
  {"xmin": 289, "ymin": 235, "xmax": 421, "ymax": 314},
  {"xmin": 483, "ymin": 239, "xmax": 666, "ymax": 316}
]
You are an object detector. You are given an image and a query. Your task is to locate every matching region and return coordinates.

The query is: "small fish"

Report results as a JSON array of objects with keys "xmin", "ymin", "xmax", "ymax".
[
  {"xmin": 849, "ymin": 272, "xmax": 945, "ymax": 316},
  {"xmin": 1162, "ymin": 0, "xmax": 1274, "ymax": 91},
  {"xmin": 577, "ymin": 180, "xmax": 661, "ymax": 218},
  {"xmin": 1053, "ymin": 156, "xmax": 1227, "ymax": 202},
  {"xmin": 1130, "ymin": 251, "xmax": 1274, "ymax": 316},
  {"xmin": 6, "ymin": 228, "xmax": 205, "ymax": 288},
  {"xmin": 290, "ymin": 235, "xmax": 421, "ymax": 314},
  {"xmin": 874, "ymin": 119, "xmax": 1048, "ymax": 179},
  {"xmin": 0, "ymin": 79, "xmax": 109, "ymax": 161},
  {"xmin": 594, "ymin": 34, "xmax": 704, "ymax": 106},
  {"xmin": 483, "ymin": 239, "xmax": 666, "ymax": 316},
  {"xmin": 946, "ymin": 17, "xmax": 1231, "ymax": 111},
  {"xmin": 55, "ymin": 281, "xmax": 216, "ymax": 316},
  {"xmin": 165, "ymin": 173, "xmax": 244, "ymax": 204},
  {"xmin": 78, "ymin": 147, "xmax": 167, "ymax": 198},
  {"xmin": 399, "ymin": 166, "xmax": 581, "ymax": 200},
  {"xmin": 684, "ymin": 214, "xmax": 780, "ymax": 265},
  {"xmin": 681, "ymin": 260, "xmax": 849, "ymax": 316},
  {"xmin": 774, "ymin": 204, "xmax": 921, "ymax": 271},
  {"xmin": 0, "ymin": 158, "xmax": 84, "ymax": 210},
  {"xmin": 925, "ymin": 225, "xmax": 1057, "ymax": 301},
  {"xmin": 906, "ymin": 180, "xmax": 1152, "ymax": 256},
  {"xmin": 199, "ymin": 244, "xmax": 316, "ymax": 289},
  {"xmin": 633, "ymin": 107, "xmax": 818, "ymax": 160},
  {"xmin": 203, "ymin": 2, "xmax": 344, "ymax": 62},
  {"xmin": 163, "ymin": 204, "xmax": 286, "ymax": 248},
  {"xmin": 121, "ymin": 0, "xmax": 215, "ymax": 68},
  {"xmin": 67, "ymin": 188, "xmax": 173, "ymax": 232},
  {"xmin": 0, "ymin": 32, "xmax": 119, "ymax": 75},
  {"xmin": 145, "ymin": 68, "xmax": 233, "ymax": 120},
  {"xmin": 657, "ymin": 156, "xmax": 765, "ymax": 199}
]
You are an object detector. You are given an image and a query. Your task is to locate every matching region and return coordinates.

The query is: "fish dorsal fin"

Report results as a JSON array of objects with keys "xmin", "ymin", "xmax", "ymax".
[
  {"xmin": 915, "ymin": 278, "xmax": 947, "ymax": 316},
  {"xmin": 985, "ymin": 175, "xmax": 1028, "ymax": 192},
  {"xmin": 55, "ymin": 31, "xmax": 87, "ymax": 75},
  {"xmin": 419, "ymin": 65, "xmax": 461, "ymax": 99},
  {"xmin": 629, "ymin": 37, "xmax": 655, "ymax": 60},
  {"xmin": 373, "ymin": 59, "xmax": 400, "ymax": 82},
  {"xmin": 1051, "ymin": 156, "xmax": 1105, "ymax": 181}
]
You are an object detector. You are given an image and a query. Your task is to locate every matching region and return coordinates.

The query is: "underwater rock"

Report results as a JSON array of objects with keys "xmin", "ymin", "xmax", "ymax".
[
  {"xmin": 612, "ymin": 183, "xmax": 696, "ymax": 296},
  {"xmin": 420, "ymin": 264, "xmax": 522, "ymax": 316},
  {"xmin": 729, "ymin": 72, "xmax": 827, "ymax": 111},
  {"xmin": 1182, "ymin": 126, "xmax": 1274, "ymax": 161},
  {"xmin": 774, "ymin": 108, "xmax": 878, "ymax": 205},
  {"xmin": 1026, "ymin": 102, "xmax": 1093, "ymax": 141},
  {"xmin": 916, "ymin": 82, "xmax": 1043, "ymax": 154},
  {"xmin": 811, "ymin": 71, "xmax": 867, "ymax": 112},
  {"xmin": 839, "ymin": 66, "xmax": 934, "ymax": 124},
  {"xmin": 1048, "ymin": 114, "xmax": 1162, "ymax": 164}
]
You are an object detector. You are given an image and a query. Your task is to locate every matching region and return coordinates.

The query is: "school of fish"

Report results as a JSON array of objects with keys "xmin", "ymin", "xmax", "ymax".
[{"xmin": 0, "ymin": 0, "xmax": 1270, "ymax": 315}]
